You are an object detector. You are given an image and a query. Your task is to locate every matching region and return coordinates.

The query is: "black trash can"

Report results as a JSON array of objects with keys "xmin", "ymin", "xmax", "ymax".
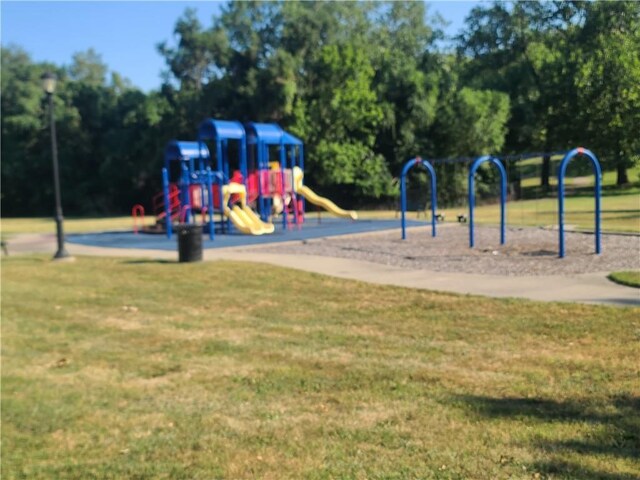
[{"xmin": 176, "ymin": 224, "xmax": 203, "ymax": 262}]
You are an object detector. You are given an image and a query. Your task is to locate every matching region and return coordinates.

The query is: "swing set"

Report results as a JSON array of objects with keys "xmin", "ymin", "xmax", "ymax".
[{"xmin": 399, "ymin": 147, "xmax": 602, "ymax": 258}]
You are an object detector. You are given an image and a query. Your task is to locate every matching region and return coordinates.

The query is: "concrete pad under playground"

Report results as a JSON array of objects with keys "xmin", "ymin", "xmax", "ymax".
[{"xmin": 7, "ymin": 232, "xmax": 639, "ymax": 307}]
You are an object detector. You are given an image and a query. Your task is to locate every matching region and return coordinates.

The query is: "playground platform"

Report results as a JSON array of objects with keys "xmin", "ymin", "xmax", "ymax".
[{"xmin": 68, "ymin": 218, "xmax": 425, "ymax": 250}]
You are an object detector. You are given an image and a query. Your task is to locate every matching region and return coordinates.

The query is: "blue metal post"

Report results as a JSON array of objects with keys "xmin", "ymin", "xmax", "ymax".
[
  {"xmin": 596, "ymin": 169, "xmax": 601, "ymax": 254},
  {"xmin": 222, "ymin": 139, "xmax": 229, "ymax": 180},
  {"xmin": 299, "ymin": 144, "xmax": 305, "ymax": 217},
  {"xmin": 162, "ymin": 167, "xmax": 172, "ymax": 239},
  {"xmin": 468, "ymin": 167, "xmax": 475, "ymax": 248},
  {"xmin": 215, "ymin": 140, "xmax": 226, "ymax": 233},
  {"xmin": 223, "ymin": 139, "xmax": 231, "ymax": 233},
  {"xmin": 427, "ymin": 160, "xmax": 437, "ymax": 238},
  {"xmin": 401, "ymin": 165, "xmax": 408, "ymax": 240},
  {"xmin": 207, "ymin": 167, "xmax": 215, "ymax": 240},
  {"xmin": 257, "ymin": 141, "xmax": 265, "ymax": 221},
  {"xmin": 264, "ymin": 142, "xmax": 272, "ymax": 221},
  {"xmin": 181, "ymin": 163, "xmax": 191, "ymax": 224},
  {"xmin": 240, "ymin": 137, "xmax": 248, "ymax": 189},
  {"xmin": 216, "ymin": 140, "xmax": 223, "ymax": 179},
  {"xmin": 290, "ymin": 146, "xmax": 300, "ymax": 226},
  {"xmin": 557, "ymin": 147, "xmax": 601, "ymax": 258},
  {"xmin": 499, "ymin": 161, "xmax": 506, "ymax": 245},
  {"xmin": 468, "ymin": 156, "xmax": 507, "ymax": 248},
  {"xmin": 197, "ymin": 140, "xmax": 205, "ymax": 172},
  {"xmin": 280, "ymin": 141, "xmax": 288, "ymax": 229}
]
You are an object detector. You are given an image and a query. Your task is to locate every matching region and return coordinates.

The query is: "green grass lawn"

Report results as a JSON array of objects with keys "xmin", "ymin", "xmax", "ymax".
[
  {"xmin": 0, "ymin": 216, "xmax": 154, "ymax": 236},
  {"xmin": 607, "ymin": 271, "xmax": 640, "ymax": 289},
  {"xmin": 2, "ymin": 256, "xmax": 639, "ymax": 479}
]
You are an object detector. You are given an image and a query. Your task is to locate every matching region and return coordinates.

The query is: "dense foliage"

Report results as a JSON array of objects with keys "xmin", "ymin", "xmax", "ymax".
[{"xmin": 2, "ymin": 1, "xmax": 639, "ymax": 215}]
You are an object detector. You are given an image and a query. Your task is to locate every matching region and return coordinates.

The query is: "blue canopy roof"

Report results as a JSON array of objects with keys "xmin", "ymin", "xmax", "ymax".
[
  {"xmin": 282, "ymin": 131, "xmax": 303, "ymax": 146},
  {"xmin": 198, "ymin": 119, "xmax": 246, "ymax": 141},
  {"xmin": 164, "ymin": 141, "xmax": 210, "ymax": 163},
  {"xmin": 245, "ymin": 122, "xmax": 284, "ymax": 145}
]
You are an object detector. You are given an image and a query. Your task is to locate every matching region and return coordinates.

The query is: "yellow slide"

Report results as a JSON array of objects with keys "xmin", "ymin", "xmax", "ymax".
[
  {"xmin": 292, "ymin": 167, "xmax": 357, "ymax": 220},
  {"xmin": 222, "ymin": 183, "xmax": 274, "ymax": 235}
]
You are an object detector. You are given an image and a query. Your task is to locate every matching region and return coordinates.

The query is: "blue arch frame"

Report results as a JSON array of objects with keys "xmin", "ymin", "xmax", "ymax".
[
  {"xmin": 162, "ymin": 141, "xmax": 212, "ymax": 239},
  {"xmin": 400, "ymin": 157, "xmax": 437, "ymax": 239},
  {"xmin": 164, "ymin": 140, "xmax": 210, "ymax": 176},
  {"xmin": 468, "ymin": 155, "xmax": 507, "ymax": 248},
  {"xmin": 197, "ymin": 119, "xmax": 247, "ymax": 180},
  {"xmin": 245, "ymin": 123, "xmax": 286, "ymax": 224},
  {"xmin": 557, "ymin": 147, "xmax": 601, "ymax": 258},
  {"xmin": 197, "ymin": 119, "xmax": 248, "ymax": 235}
]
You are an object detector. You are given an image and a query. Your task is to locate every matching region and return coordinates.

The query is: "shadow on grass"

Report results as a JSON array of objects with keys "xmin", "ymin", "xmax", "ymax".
[
  {"xmin": 455, "ymin": 394, "xmax": 640, "ymax": 476},
  {"xmin": 530, "ymin": 460, "xmax": 640, "ymax": 480},
  {"xmin": 122, "ymin": 259, "xmax": 177, "ymax": 265},
  {"xmin": 586, "ymin": 298, "xmax": 640, "ymax": 307}
]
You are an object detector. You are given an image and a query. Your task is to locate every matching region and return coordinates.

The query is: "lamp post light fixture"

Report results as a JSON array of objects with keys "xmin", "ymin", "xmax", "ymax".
[{"xmin": 41, "ymin": 72, "xmax": 70, "ymax": 260}]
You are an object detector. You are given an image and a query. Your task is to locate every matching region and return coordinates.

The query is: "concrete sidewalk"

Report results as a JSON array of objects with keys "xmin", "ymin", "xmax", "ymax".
[
  {"xmin": 206, "ymin": 251, "xmax": 640, "ymax": 307},
  {"xmin": 5, "ymin": 233, "xmax": 640, "ymax": 307}
]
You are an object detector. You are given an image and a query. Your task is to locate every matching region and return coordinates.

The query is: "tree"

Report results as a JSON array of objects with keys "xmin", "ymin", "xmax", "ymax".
[
  {"xmin": 69, "ymin": 48, "xmax": 108, "ymax": 86},
  {"xmin": 369, "ymin": 1, "xmax": 442, "ymax": 175},
  {"xmin": 574, "ymin": 1, "xmax": 640, "ymax": 185},
  {"xmin": 458, "ymin": 1, "xmax": 586, "ymax": 188},
  {"xmin": 304, "ymin": 44, "xmax": 391, "ymax": 198},
  {"xmin": 157, "ymin": 8, "xmax": 228, "ymax": 92},
  {"xmin": 1, "ymin": 46, "xmax": 86, "ymax": 215}
]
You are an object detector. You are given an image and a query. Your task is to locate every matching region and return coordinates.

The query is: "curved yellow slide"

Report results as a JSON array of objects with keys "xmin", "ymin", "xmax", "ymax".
[
  {"xmin": 240, "ymin": 204, "xmax": 274, "ymax": 234},
  {"xmin": 222, "ymin": 183, "xmax": 274, "ymax": 235},
  {"xmin": 292, "ymin": 167, "xmax": 357, "ymax": 220}
]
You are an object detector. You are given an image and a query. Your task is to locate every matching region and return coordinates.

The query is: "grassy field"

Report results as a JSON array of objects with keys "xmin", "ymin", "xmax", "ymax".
[
  {"xmin": 2, "ymin": 256, "xmax": 639, "ymax": 479},
  {"xmin": 0, "ymin": 216, "xmax": 155, "ymax": 236},
  {"xmin": 607, "ymin": 271, "xmax": 640, "ymax": 289}
]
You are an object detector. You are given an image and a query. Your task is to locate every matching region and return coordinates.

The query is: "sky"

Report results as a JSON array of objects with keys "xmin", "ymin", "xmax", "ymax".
[{"xmin": 1, "ymin": 1, "xmax": 481, "ymax": 92}]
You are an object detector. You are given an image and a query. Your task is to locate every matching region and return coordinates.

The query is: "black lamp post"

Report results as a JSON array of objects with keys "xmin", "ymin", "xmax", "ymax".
[{"xmin": 41, "ymin": 72, "xmax": 70, "ymax": 260}]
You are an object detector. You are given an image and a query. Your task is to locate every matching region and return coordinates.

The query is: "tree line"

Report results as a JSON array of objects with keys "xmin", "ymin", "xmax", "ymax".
[{"xmin": 2, "ymin": 0, "xmax": 638, "ymax": 216}]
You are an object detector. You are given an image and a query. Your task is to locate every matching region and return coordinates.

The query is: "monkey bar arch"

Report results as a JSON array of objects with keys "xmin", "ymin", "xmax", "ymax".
[
  {"xmin": 400, "ymin": 157, "xmax": 437, "ymax": 239},
  {"xmin": 468, "ymin": 155, "xmax": 507, "ymax": 248},
  {"xmin": 557, "ymin": 147, "xmax": 601, "ymax": 258}
]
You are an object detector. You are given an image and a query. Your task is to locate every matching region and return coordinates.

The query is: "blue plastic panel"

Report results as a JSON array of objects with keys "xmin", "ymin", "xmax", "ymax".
[
  {"xmin": 164, "ymin": 140, "xmax": 210, "ymax": 163},
  {"xmin": 198, "ymin": 119, "xmax": 246, "ymax": 141},
  {"xmin": 282, "ymin": 131, "xmax": 303, "ymax": 146},
  {"xmin": 245, "ymin": 122, "xmax": 284, "ymax": 145}
]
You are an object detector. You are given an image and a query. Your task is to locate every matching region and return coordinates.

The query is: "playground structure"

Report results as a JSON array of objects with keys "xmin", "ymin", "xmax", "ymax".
[
  {"xmin": 132, "ymin": 127, "xmax": 603, "ymax": 259},
  {"xmin": 133, "ymin": 118, "xmax": 357, "ymax": 239},
  {"xmin": 399, "ymin": 147, "xmax": 602, "ymax": 258}
]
